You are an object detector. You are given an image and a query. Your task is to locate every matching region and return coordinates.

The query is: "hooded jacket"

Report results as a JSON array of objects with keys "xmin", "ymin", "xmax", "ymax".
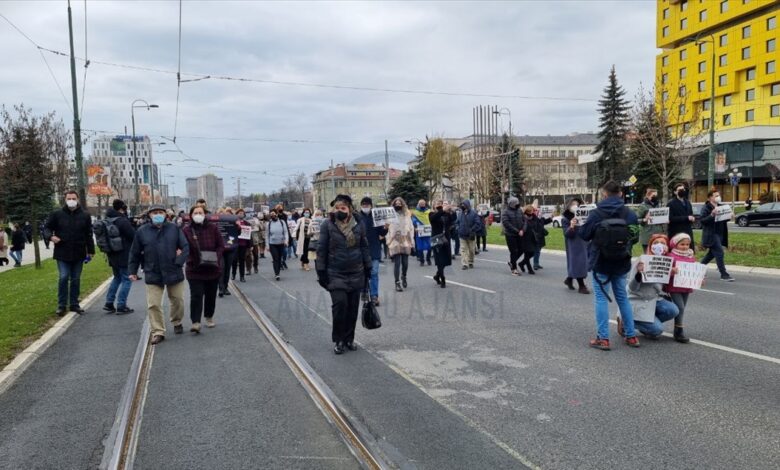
[
  {"xmin": 128, "ymin": 221, "xmax": 190, "ymax": 286},
  {"xmin": 501, "ymin": 198, "xmax": 524, "ymax": 237},
  {"xmin": 104, "ymin": 207, "xmax": 136, "ymax": 268},
  {"xmin": 359, "ymin": 209, "xmax": 388, "ymax": 260},
  {"xmin": 46, "ymin": 205, "xmax": 95, "ymax": 263},
  {"xmin": 577, "ymin": 196, "xmax": 638, "ymax": 273},
  {"xmin": 457, "ymin": 200, "xmax": 481, "ymax": 239}
]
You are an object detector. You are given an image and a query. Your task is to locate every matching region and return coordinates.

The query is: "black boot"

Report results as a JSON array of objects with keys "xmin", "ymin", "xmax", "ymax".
[
  {"xmin": 440, "ymin": 275, "xmax": 446, "ymax": 288},
  {"xmin": 564, "ymin": 278, "xmax": 574, "ymax": 290},
  {"xmin": 674, "ymin": 326, "xmax": 690, "ymax": 343},
  {"xmin": 395, "ymin": 281, "xmax": 403, "ymax": 292},
  {"xmin": 433, "ymin": 274, "xmax": 441, "ymax": 285},
  {"xmin": 334, "ymin": 342, "xmax": 345, "ymax": 355},
  {"xmin": 402, "ymin": 276, "xmax": 407, "ymax": 288}
]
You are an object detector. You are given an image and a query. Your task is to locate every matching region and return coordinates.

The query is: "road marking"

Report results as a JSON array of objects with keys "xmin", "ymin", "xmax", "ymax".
[
  {"xmin": 608, "ymin": 320, "xmax": 780, "ymax": 365},
  {"xmin": 477, "ymin": 258, "xmax": 507, "ymax": 265},
  {"xmin": 699, "ymin": 288, "xmax": 734, "ymax": 295},
  {"xmin": 424, "ymin": 276, "xmax": 496, "ymax": 293}
]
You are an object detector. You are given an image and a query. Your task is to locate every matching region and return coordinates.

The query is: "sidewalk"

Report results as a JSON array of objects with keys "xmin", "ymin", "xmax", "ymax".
[{"xmin": 0, "ymin": 240, "xmax": 53, "ymax": 274}]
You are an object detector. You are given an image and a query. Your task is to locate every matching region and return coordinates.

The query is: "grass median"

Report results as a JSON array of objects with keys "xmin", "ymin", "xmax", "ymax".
[
  {"xmin": 0, "ymin": 255, "xmax": 113, "ymax": 368},
  {"xmin": 486, "ymin": 225, "xmax": 780, "ymax": 269}
]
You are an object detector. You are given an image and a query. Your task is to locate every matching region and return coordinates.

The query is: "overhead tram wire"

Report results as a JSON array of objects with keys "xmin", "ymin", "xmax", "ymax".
[{"xmin": 79, "ymin": 127, "xmax": 387, "ymax": 145}]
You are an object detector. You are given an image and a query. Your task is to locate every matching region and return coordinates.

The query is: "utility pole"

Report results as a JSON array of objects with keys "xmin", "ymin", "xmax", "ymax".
[
  {"xmin": 330, "ymin": 159, "xmax": 336, "ymax": 203},
  {"xmin": 67, "ymin": 0, "xmax": 86, "ymax": 207},
  {"xmin": 384, "ymin": 140, "xmax": 390, "ymax": 203}
]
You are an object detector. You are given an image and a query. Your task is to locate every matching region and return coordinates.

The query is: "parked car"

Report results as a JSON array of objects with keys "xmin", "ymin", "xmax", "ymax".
[
  {"xmin": 552, "ymin": 215, "xmax": 564, "ymax": 228},
  {"xmin": 735, "ymin": 202, "xmax": 780, "ymax": 227}
]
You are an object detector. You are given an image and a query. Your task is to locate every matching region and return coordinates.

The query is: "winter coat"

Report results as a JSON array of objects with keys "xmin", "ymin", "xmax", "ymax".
[
  {"xmin": 667, "ymin": 197, "xmax": 694, "ymax": 240},
  {"xmin": 628, "ymin": 258, "xmax": 666, "ymax": 301},
  {"xmin": 501, "ymin": 206, "xmax": 524, "ymax": 238},
  {"xmin": 562, "ymin": 213, "xmax": 589, "ymax": 279},
  {"xmin": 636, "ymin": 199, "xmax": 667, "ymax": 246},
  {"xmin": 267, "ymin": 219, "xmax": 289, "ymax": 245},
  {"xmin": 664, "ymin": 250, "xmax": 695, "ymax": 294},
  {"xmin": 521, "ymin": 214, "xmax": 543, "ymax": 253},
  {"xmin": 183, "ymin": 220, "xmax": 225, "ymax": 281},
  {"xmin": 316, "ymin": 213, "xmax": 371, "ymax": 292},
  {"xmin": 128, "ymin": 222, "xmax": 190, "ymax": 286},
  {"xmin": 387, "ymin": 200, "xmax": 415, "ymax": 257},
  {"xmin": 46, "ymin": 205, "xmax": 95, "ymax": 263},
  {"xmin": 457, "ymin": 201, "xmax": 481, "ymax": 239},
  {"xmin": 577, "ymin": 196, "xmax": 638, "ymax": 274},
  {"xmin": 700, "ymin": 201, "xmax": 729, "ymax": 248},
  {"xmin": 294, "ymin": 217, "xmax": 312, "ymax": 256},
  {"xmin": 250, "ymin": 217, "xmax": 265, "ymax": 245},
  {"xmin": 474, "ymin": 215, "xmax": 486, "ymax": 237},
  {"xmin": 0, "ymin": 230, "xmax": 7, "ymax": 258},
  {"xmin": 11, "ymin": 230, "xmax": 26, "ymax": 252},
  {"xmin": 429, "ymin": 209, "xmax": 453, "ymax": 267},
  {"xmin": 359, "ymin": 211, "xmax": 388, "ymax": 261},
  {"xmin": 104, "ymin": 208, "xmax": 136, "ymax": 268}
]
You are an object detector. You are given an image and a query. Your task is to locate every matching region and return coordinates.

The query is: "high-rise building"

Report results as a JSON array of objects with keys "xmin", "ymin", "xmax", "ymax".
[
  {"xmin": 657, "ymin": 0, "xmax": 780, "ymax": 200},
  {"xmin": 89, "ymin": 135, "xmax": 161, "ymax": 207},
  {"xmin": 184, "ymin": 174, "xmax": 224, "ymax": 210}
]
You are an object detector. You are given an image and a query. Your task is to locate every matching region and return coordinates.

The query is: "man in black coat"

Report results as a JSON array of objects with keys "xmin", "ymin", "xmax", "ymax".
[
  {"xmin": 358, "ymin": 197, "xmax": 387, "ymax": 305},
  {"xmin": 102, "ymin": 199, "xmax": 136, "ymax": 314},
  {"xmin": 667, "ymin": 183, "xmax": 695, "ymax": 242},
  {"xmin": 700, "ymin": 189, "xmax": 734, "ymax": 281},
  {"xmin": 46, "ymin": 190, "xmax": 96, "ymax": 316},
  {"xmin": 128, "ymin": 205, "xmax": 190, "ymax": 344}
]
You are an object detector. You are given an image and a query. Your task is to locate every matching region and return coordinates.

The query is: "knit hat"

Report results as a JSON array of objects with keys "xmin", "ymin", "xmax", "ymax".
[
  {"xmin": 360, "ymin": 196, "xmax": 373, "ymax": 206},
  {"xmin": 330, "ymin": 194, "xmax": 353, "ymax": 207},
  {"xmin": 670, "ymin": 232, "xmax": 691, "ymax": 248}
]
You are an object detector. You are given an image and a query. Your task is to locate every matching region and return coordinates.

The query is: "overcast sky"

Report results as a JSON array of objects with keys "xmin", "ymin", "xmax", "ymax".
[{"xmin": 1, "ymin": 0, "xmax": 657, "ymax": 196}]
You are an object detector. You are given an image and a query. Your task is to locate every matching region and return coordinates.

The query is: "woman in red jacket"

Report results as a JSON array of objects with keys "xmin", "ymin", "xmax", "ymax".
[{"xmin": 183, "ymin": 205, "xmax": 225, "ymax": 332}]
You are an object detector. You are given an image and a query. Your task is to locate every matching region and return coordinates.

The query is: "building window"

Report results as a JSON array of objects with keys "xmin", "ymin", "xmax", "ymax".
[
  {"xmin": 742, "ymin": 25, "xmax": 751, "ymax": 39},
  {"xmin": 746, "ymin": 88, "xmax": 755, "ymax": 101},
  {"xmin": 698, "ymin": 80, "xmax": 706, "ymax": 92},
  {"xmin": 662, "ymin": 55, "xmax": 669, "ymax": 66},
  {"xmin": 768, "ymin": 39, "xmax": 776, "ymax": 53},
  {"xmin": 680, "ymin": 0, "xmax": 688, "ymax": 12},
  {"xmin": 723, "ymin": 94, "xmax": 732, "ymax": 105},
  {"xmin": 719, "ymin": 74, "xmax": 727, "ymax": 86},
  {"xmin": 767, "ymin": 60, "xmax": 776, "ymax": 74},
  {"xmin": 679, "ymin": 104, "xmax": 686, "ymax": 115},
  {"xmin": 533, "ymin": 150, "xmax": 540, "ymax": 158},
  {"xmin": 746, "ymin": 67, "xmax": 756, "ymax": 80},
  {"xmin": 663, "ymin": 26, "xmax": 670, "ymax": 37},
  {"xmin": 663, "ymin": 8, "xmax": 670, "ymax": 19},
  {"xmin": 719, "ymin": 54, "xmax": 728, "ymax": 67},
  {"xmin": 679, "ymin": 85, "xmax": 687, "ymax": 97},
  {"xmin": 768, "ymin": 16, "xmax": 776, "ymax": 30},
  {"xmin": 746, "ymin": 109, "xmax": 755, "ymax": 122},
  {"xmin": 568, "ymin": 150, "xmax": 575, "ymax": 158},
  {"xmin": 699, "ymin": 43, "xmax": 708, "ymax": 55},
  {"xmin": 680, "ymin": 67, "xmax": 687, "ymax": 79},
  {"xmin": 703, "ymin": 118, "xmax": 711, "ymax": 129},
  {"xmin": 680, "ymin": 49, "xmax": 688, "ymax": 60},
  {"xmin": 683, "ymin": 123, "xmax": 692, "ymax": 132},
  {"xmin": 719, "ymin": 34, "xmax": 728, "ymax": 46},
  {"xmin": 662, "ymin": 73, "xmax": 669, "ymax": 84},
  {"xmin": 742, "ymin": 46, "xmax": 751, "ymax": 60},
  {"xmin": 698, "ymin": 61, "xmax": 706, "ymax": 73},
  {"xmin": 542, "ymin": 150, "xmax": 549, "ymax": 157},
  {"xmin": 723, "ymin": 114, "xmax": 732, "ymax": 125},
  {"xmin": 550, "ymin": 150, "xmax": 557, "ymax": 158},
  {"xmin": 703, "ymin": 99, "xmax": 711, "ymax": 110},
  {"xmin": 680, "ymin": 18, "xmax": 688, "ymax": 29},
  {"xmin": 699, "ymin": 9, "xmax": 707, "ymax": 22},
  {"xmin": 720, "ymin": 1, "xmax": 728, "ymax": 13},
  {"xmin": 772, "ymin": 83, "xmax": 780, "ymax": 95},
  {"xmin": 771, "ymin": 104, "xmax": 780, "ymax": 117},
  {"xmin": 662, "ymin": 91, "xmax": 669, "ymax": 101}
]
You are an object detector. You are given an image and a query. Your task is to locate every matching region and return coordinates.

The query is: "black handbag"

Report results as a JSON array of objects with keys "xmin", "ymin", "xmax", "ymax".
[
  {"xmin": 192, "ymin": 232, "xmax": 219, "ymax": 269},
  {"xmin": 431, "ymin": 233, "xmax": 446, "ymax": 248},
  {"xmin": 361, "ymin": 293, "xmax": 382, "ymax": 330}
]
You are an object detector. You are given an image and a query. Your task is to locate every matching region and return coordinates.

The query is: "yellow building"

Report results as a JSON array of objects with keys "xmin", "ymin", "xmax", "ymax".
[{"xmin": 657, "ymin": 0, "xmax": 780, "ymax": 200}]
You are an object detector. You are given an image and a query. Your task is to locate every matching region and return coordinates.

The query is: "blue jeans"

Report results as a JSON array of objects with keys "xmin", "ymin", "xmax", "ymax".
[
  {"xmin": 634, "ymin": 299, "xmax": 679, "ymax": 337},
  {"xmin": 10, "ymin": 250, "xmax": 23, "ymax": 265},
  {"xmin": 592, "ymin": 272, "xmax": 636, "ymax": 340},
  {"xmin": 369, "ymin": 259, "xmax": 380, "ymax": 298},
  {"xmin": 106, "ymin": 266, "xmax": 132, "ymax": 308},
  {"xmin": 452, "ymin": 236, "xmax": 460, "ymax": 256},
  {"xmin": 700, "ymin": 234, "xmax": 728, "ymax": 276},
  {"xmin": 533, "ymin": 249, "xmax": 541, "ymax": 267},
  {"xmin": 57, "ymin": 260, "xmax": 84, "ymax": 308}
]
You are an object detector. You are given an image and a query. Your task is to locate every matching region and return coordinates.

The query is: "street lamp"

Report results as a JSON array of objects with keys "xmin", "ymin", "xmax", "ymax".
[
  {"xmin": 728, "ymin": 167, "xmax": 742, "ymax": 205},
  {"xmin": 131, "ymin": 99, "xmax": 158, "ymax": 214},
  {"xmin": 683, "ymin": 33, "xmax": 716, "ymax": 190},
  {"xmin": 493, "ymin": 108, "xmax": 514, "ymax": 200}
]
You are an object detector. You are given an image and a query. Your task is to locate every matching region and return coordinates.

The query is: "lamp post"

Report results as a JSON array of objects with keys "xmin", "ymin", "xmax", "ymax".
[
  {"xmin": 728, "ymin": 167, "xmax": 742, "ymax": 206},
  {"xmin": 130, "ymin": 100, "xmax": 158, "ymax": 214},
  {"xmin": 493, "ymin": 108, "xmax": 513, "ymax": 199}
]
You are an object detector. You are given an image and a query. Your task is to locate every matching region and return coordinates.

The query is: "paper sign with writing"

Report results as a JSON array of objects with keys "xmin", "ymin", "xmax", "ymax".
[
  {"xmin": 575, "ymin": 204, "xmax": 597, "ymax": 224},
  {"xmin": 647, "ymin": 207, "xmax": 669, "ymax": 225},
  {"xmin": 372, "ymin": 207, "xmax": 398, "ymax": 227},
  {"xmin": 416, "ymin": 225, "xmax": 432, "ymax": 237},
  {"xmin": 539, "ymin": 205, "xmax": 555, "ymax": 220},
  {"xmin": 238, "ymin": 225, "xmax": 252, "ymax": 240},
  {"xmin": 639, "ymin": 255, "xmax": 673, "ymax": 284},
  {"xmin": 309, "ymin": 219, "xmax": 322, "ymax": 234},
  {"xmin": 672, "ymin": 261, "xmax": 707, "ymax": 290},
  {"xmin": 714, "ymin": 205, "xmax": 733, "ymax": 222}
]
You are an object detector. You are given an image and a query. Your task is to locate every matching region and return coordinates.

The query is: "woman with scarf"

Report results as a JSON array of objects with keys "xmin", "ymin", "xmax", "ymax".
[
  {"xmin": 386, "ymin": 197, "xmax": 415, "ymax": 292},
  {"xmin": 316, "ymin": 195, "xmax": 371, "ymax": 355},
  {"xmin": 429, "ymin": 199, "xmax": 453, "ymax": 288},
  {"xmin": 183, "ymin": 205, "xmax": 225, "ymax": 332},
  {"xmin": 664, "ymin": 232, "xmax": 695, "ymax": 343},
  {"xmin": 231, "ymin": 208, "xmax": 251, "ymax": 283},
  {"xmin": 411, "ymin": 199, "xmax": 432, "ymax": 266},
  {"xmin": 294, "ymin": 208, "xmax": 314, "ymax": 271},
  {"xmin": 561, "ymin": 198, "xmax": 590, "ymax": 294},
  {"xmin": 518, "ymin": 205, "xmax": 540, "ymax": 275}
]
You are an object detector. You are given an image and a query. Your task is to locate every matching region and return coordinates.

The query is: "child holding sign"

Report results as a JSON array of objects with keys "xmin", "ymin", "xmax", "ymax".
[{"xmin": 664, "ymin": 233, "xmax": 696, "ymax": 343}]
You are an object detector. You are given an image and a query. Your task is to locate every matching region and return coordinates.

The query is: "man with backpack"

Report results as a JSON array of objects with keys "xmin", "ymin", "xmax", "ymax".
[
  {"xmin": 97, "ymin": 199, "xmax": 136, "ymax": 314},
  {"xmin": 574, "ymin": 180, "xmax": 640, "ymax": 350}
]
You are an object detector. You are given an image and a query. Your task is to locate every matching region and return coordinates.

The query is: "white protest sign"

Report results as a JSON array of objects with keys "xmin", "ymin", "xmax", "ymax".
[
  {"xmin": 672, "ymin": 261, "xmax": 707, "ymax": 290},
  {"xmin": 309, "ymin": 219, "xmax": 322, "ymax": 234},
  {"xmin": 372, "ymin": 207, "xmax": 398, "ymax": 227},
  {"xmin": 539, "ymin": 205, "xmax": 555, "ymax": 220},
  {"xmin": 647, "ymin": 207, "xmax": 669, "ymax": 225},
  {"xmin": 416, "ymin": 225, "xmax": 432, "ymax": 237},
  {"xmin": 639, "ymin": 255, "xmax": 673, "ymax": 284},
  {"xmin": 260, "ymin": 205, "xmax": 269, "ymax": 214},
  {"xmin": 239, "ymin": 225, "xmax": 252, "ymax": 240},
  {"xmin": 575, "ymin": 204, "xmax": 597, "ymax": 224},
  {"xmin": 714, "ymin": 205, "xmax": 733, "ymax": 222}
]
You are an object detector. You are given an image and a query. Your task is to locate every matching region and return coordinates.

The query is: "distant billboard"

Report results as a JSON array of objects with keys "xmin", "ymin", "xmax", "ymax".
[{"xmin": 87, "ymin": 165, "xmax": 112, "ymax": 196}]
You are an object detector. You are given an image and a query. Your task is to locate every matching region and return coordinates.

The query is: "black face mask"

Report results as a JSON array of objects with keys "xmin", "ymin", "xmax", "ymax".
[
  {"xmin": 677, "ymin": 189, "xmax": 688, "ymax": 198},
  {"xmin": 460, "ymin": 205, "xmax": 467, "ymax": 211},
  {"xmin": 650, "ymin": 196, "xmax": 658, "ymax": 205},
  {"xmin": 335, "ymin": 211, "xmax": 349, "ymax": 221},
  {"xmin": 394, "ymin": 205, "xmax": 403, "ymax": 212},
  {"xmin": 436, "ymin": 206, "xmax": 443, "ymax": 211}
]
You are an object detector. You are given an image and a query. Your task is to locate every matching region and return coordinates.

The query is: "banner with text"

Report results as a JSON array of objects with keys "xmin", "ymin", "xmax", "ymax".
[
  {"xmin": 539, "ymin": 205, "xmax": 555, "ymax": 220},
  {"xmin": 714, "ymin": 205, "xmax": 733, "ymax": 222},
  {"xmin": 372, "ymin": 207, "xmax": 398, "ymax": 227},
  {"xmin": 647, "ymin": 207, "xmax": 669, "ymax": 225},
  {"xmin": 639, "ymin": 255, "xmax": 673, "ymax": 284},
  {"xmin": 575, "ymin": 204, "xmax": 597, "ymax": 225},
  {"xmin": 672, "ymin": 261, "xmax": 707, "ymax": 290}
]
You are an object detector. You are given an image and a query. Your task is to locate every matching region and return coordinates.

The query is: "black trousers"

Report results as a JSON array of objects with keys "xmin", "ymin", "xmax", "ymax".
[
  {"xmin": 329, "ymin": 289, "xmax": 361, "ymax": 343},
  {"xmin": 220, "ymin": 250, "xmax": 236, "ymax": 292},
  {"xmin": 300, "ymin": 237, "xmax": 310, "ymax": 264},
  {"xmin": 393, "ymin": 254, "xmax": 408, "ymax": 282},
  {"xmin": 477, "ymin": 234, "xmax": 487, "ymax": 250},
  {"xmin": 506, "ymin": 236, "xmax": 522, "ymax": 269},
  {"xmin": 188, "ymin": 278, "xmax": 219, "ymax": 323},
  {"xmin": 519, "ymin": 251, "xmax": 535, "ymax": 272},
  {"xmin": 269, "ymin": 244, "xmax": 285, "ymax": 275},
  {"xmin": 232, "ymin": 246, "xmax": 247, "ymax": 278}
]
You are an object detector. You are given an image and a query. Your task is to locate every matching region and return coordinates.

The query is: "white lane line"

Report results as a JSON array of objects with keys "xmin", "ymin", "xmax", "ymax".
[
  {"xmin": 424, "ymin": 276, "xmax": 496, "ymax": 293},
  {"xmin": 699, "ymin": 288, "xmax": 735, "ymax": 295},
  {"xmin": 608, "ymin": 320, "xmax": 780, "ymax": 365},
  {"xmin": 477, "ymin": 258, "xmax": 506, "ymax": 264}
]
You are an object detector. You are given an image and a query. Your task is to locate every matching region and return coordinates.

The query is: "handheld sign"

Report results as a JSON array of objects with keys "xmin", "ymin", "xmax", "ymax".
[
  {"xmin": 575, "ymin": 204, "xmax": 597, "ymax": 225},
  {"xmin": 672, "ymin": 261, "xmax": 707, "ymax": 290},
  {"xmin": 647, "ymin": 207, "xmax": 669, "ymax": 225},
  {"xmin": 639, "ymin": 255, "xmax": 673, "ymax": 284},
  {"xmin": 416, "ymin": 225, "xmax": 432, "ymax": 237},
  {"xmin": 539, "ymin": 205, "xmax": 555, "ymax": 220},
  {"xmin": 238, "ymin": 225, "xmax": 252, "ymax": 240},
  {"xmin": 372, "ymin": 207, "xmax": 398, "ymax": 227},
  {"xmin": 714, "ymin": 205, "xmax": 733, "ymax": 222}
]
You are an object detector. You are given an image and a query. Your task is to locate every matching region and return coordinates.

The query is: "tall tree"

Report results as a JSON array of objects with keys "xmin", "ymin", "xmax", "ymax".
[
  {"xmin": 595, "ymin": 66, "xmax": 631, "ymax": 185},
  {"xmin": 388, "ymin": 169, "xmax": 428, "ymax": 207},
  {"xmin": 417, "ymin": 137, "xmax": 462, "ymax": 198},
  {"xmin": 490, "ymin": 133, "xmax": 525, "ymax": 206}
]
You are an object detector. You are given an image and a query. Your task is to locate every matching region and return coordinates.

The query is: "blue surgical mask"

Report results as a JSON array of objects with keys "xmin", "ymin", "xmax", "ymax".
[{"xmin": 151, "ymin": 214, "xmax": 166, "ymax": 225}]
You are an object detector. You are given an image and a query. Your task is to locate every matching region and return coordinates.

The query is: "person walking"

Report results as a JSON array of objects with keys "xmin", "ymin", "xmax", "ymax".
[
  {"xmin": 575, "ymin": 180, "xmax": 640, "ymax": 350},
  {"xmin": 699, "ymin": 189, "xmax": 734, "ymax": 281},
  {"xmin": 358, "ymin": 198, "xmax": 387, "ymax": 304},
  {"xmin": 473, "ymin": 212, "xmax": 486, "ymax": 256},
  {"xmin": 128, "ymin": 205, "xmax": 190, "ymax": 345},
  {"xmin": 39, "ymin": 219, "xmax": 51, "ymax": 250},
  {"xmin": 9, "ymin": 223, "xmax": 26, "ymax": 267},
  {"xmin": 294, "ymin": 208, "xmax": 314, "ymax": 271},
  {"xmin": 46, "ymin": 190, "xmax": 96, "ymax": 316},
  {"xmin": 667, "ymin": 183, "xmax": 695, "ymax": 242},
  {"xmin": 447, "ymin": 202, "xmax": 459, "ymax": 258},
  {"xmin": 245, "ymin": 213, "xmax": 262, "ymax": 275},
  {"xmin": 255, "ymin": 212, "xmax": 267, "ymax": 259},
  {"xmin": 0, "ymin": 223, "xmax": 8, "ymax": 266},
  {"xmin": 501, "ymin": 197, "xmax": 524, "ymax": 276},
  {"xmin": 476, "ymin": 206, "xmax": 490, "ymax": 253},
  {"xmin": 218, "ymin": 208, "xmax": 239, "ymax": 297},
  {"xmin": 308, "ymin": 210, "xmax": 325, "ymax": 263},
  {"xmin": 637, "ymin": 188, "xmax": 666, "ymax": 253},
  {"xmin": 412, "ymin": 199, "xmax": 432, "ymax": 266},
  {"xmin": 23, "ymin": 221, "xmax": 32, "ymax": 244},
  {"xmin": 102, "ymin": 199, "xmax": 136, "ymax": 314},
  {"xmin": 182, "ymin": 205, "xmax": 225, "ymax": 333},
  {"xmin": 267, "ymin": 209, "xmax": 289, "ymax": 281},
  {"xmin": 316, "ymin": 195, "xmax": 371, "ymax": 355},
  {"xmin": 458, "ymin": 200, "xmax": 481, "ymax": 270},
  {"xmin": 518, "ymin": 205, "xmax": 541, "ymax": 275},
  {"xmin": 231, "ymin": 209, "xmax": 251, "ymax": 283},
  {"xmin": 665, "ymin": 233, "xmax": 695, "ymax": 343},
  {"xmin": 561, "ymin": 198, "xmax": 590, "ymax": 294},
  {"xmin": 386, "ymin": 197, "xmax": 414, "ymax": 292},
  {"xmin": 273, "ymin": 204, "xmax": 290, "ymax": 269},
  {"xmin": 429, "ymin": 199, "xmax": 453, "ymax": 288}
]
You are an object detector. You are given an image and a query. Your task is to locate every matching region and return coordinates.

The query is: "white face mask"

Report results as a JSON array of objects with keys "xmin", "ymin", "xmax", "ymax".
[
  {"xmin": 651, "ymin": 243, "xmax": 667, "ymax": 256},
  {"xmin": 361, "ymin": 207, "xmax": 371, "ymax": 214},
  {"xmin": 570, "ymin": 204, "xmax": 579, "ymax": 211},
  {"xmin": 65, "ymin": 199, "xmax": 78, "ymax": 209},
  {"xmin": 192, "ymin": 214, "xmax": 205, "ymax": 224},
  {"xmin": 714, "ymin": 196, "xmax": 722, "ymax": 204}
]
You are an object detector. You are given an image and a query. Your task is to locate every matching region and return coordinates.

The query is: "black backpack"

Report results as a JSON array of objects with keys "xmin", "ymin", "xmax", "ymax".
[
  {"xmin": 93, "ymin": 217, "xmax": 123, "ymax": 253},
  {"xmin": 593, "ymin": 207, "xmax": 631, "ymax": 274}
]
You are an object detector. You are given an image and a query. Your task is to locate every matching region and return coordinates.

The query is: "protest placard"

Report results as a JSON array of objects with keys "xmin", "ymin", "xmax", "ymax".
[
  {"xmin": 639, "ymin": 255, "xmax": 673, "ymax": 284},
  {"xmin": 416, "ymin": 225, "xmax": 432, "ymax": 237},
  {"xmin": 647, "ymin": 207, "xmax": 669, "ymax": 225},
  {"xmin": 714, "ymin": 205, "xmax": 733, "ymax": 222},
  {"xmin": 309, "ymin": 219, "xmax": 321, "ymax": 234},
  {"xmin": 539, "ymin": 205, "xmax": 555, "ymax": 220},
  {"xmin": 372, "ymin": 207, "xmax": 398, "ymax": 227},
  {"xmin": 260, "ymin": 205, "xmax": 269, "ymax": 214},
  {"xmin": 239, "ymin": 225, "xmax": 252, "ymax": 240},
  {"xmin": 575, "ymin": 204, "xmax": 597, "ymax": 224},
  {"xmin": 672, "ymin": 261, "xmax": 707, "ymax": 290}
]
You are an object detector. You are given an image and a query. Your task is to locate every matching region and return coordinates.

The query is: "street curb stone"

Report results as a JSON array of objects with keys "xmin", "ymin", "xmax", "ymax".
[{"xmin": 0, "ymin": 276, "xmax": 113, "ymax": 395}]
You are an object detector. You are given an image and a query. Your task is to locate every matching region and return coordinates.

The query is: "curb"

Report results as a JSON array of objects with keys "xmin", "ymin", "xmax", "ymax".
[
  {"xmin": 486, "ymin": 243, "xmax": 780, "ymax": 277},
  {"xmin": 0, "ymin": 276, "xmax": 113, "ymax": 395}
]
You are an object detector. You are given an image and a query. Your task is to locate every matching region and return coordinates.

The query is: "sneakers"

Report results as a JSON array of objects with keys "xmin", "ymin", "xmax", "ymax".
[
  {"xmin": 190, "ymin": 322, "xmax": 201, "ymax": 334},
  {"xmin": 589, "ymin": 338, "xmax": 611, "ymax": 351},
  {"xmin": 624, "ymin": 336, "xmax": 641, "ymax": 348},
  {"xmin": 206, "ymin": 317, "xmax": 216, "ymax": 328},
  {"xmin": 721, "ymin": 274, "xmax": 735, "ymax": 282},
  {"xmin": 173, "ymin": 324, "xmax": 184, "ymax": 335},
  {"xmin": 462, "ymin": 265, "xmax": 468, "ymax": 270},
  {"xmin": 275, "ymin": 275, "xmax": 280, "ymax": 281},
  {"xmin": 150, "ymin": 335, "xmax": 165, "ymax": 345},
  {"xmin": 103, "ymin": 304, "xmax": 116, "ymax": 313},
  {"xmin": 115, "ymin": 306, "xmax": 134, "ymax": 315}
]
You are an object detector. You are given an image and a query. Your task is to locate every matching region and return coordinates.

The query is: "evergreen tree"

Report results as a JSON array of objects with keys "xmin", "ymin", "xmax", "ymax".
[
  {"xmin": 490, "ymin": 133, "xmax": 525, "ymax": 206},
  {"xmin": 387, "ymin": 169, "xmax": 428, "ymax": 206},
  {"xmin": 595, "ymin": 66, "xmax": 630, "ymax": 185}
]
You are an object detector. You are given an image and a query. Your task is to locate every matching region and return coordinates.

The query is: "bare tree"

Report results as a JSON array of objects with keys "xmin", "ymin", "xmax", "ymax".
[
  {"xmin": 417, "ymin": 137, "xmax": 462, "ymax": 199},
  {"xmin": 282, "ymin": 172, "xmax": 310, "ymax": 204}
]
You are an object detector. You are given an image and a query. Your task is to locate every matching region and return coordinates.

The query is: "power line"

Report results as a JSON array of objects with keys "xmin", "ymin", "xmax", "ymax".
[{"xmin": 79, "ymin": 127, "xmax": 387, "ymax": 145}]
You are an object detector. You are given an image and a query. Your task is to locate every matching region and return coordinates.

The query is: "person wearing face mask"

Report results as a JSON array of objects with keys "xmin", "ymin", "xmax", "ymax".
[
  {"xmin": 231, "ymin": 209, "xmax": 251, "ymax": 282},
  {"xmin": 699, "ymin": 189, "xmax": 734, "ymax": 281},
  {"xmin": 664, "ymin": 233, "xmax": 695, "ymax": 342},
  {"xmin": 501, "ymin": 197, "xmax": 524, "ymax": 276},
  {"xmin": 411, "ymin": 199, "xmax": 432, "ymax": 266},
  {"xmin": 101, "ymin": 199, "xmax": 136, "ymax": 315},
  {"xmin": 386, "ymin": 197, "xmax": 415, "ymax": 291},
  {"xmin": 429, "ymin": 199, "xmax": 453, "ymax": 287},
  {"xmin": 358, "ymin": 197, "xmax": 387, "ymax": 304},
  {"xmin": 457, "ymin": 200, "xmax": 481, "ymax": 269},
  {"xmin": 667, "ymin": 183, "xmax": 695, "ymax": 243},
  {"xmin": 183, "ymin": 205, "xmax": 225, "ymax": 332},
  {"xmin": 518, "ymin": 205, "xmax": 542, "ymax": 275},
  {"xmin": 561, "ymin": 198, "xmax": 590, "ymax": 293},
  {"xmin": 316, "ymin": 194, "xmax": 371, "ymax": 355},
  {"xmin": 636, "ymin": 188, "xmax": 666, "ymax": 253},
  {"xmin": 444, "ymin": 201, "xmax": 459, "ymax": 258},
  {"xmin": 9, "ymin": 223, "xmax": 26, "ymax": 267},
  {"xmin": 267, "ymin": 209, "xmax": 289, "ymax": 281},
  {"xmin": 294, "ymin": 208, "xmax": 314, "ymax": 271},
  {"xmin": 623, "ymin": 234, "xmax": 680, "ymax": 340},
  {"xmin": 128, "ymin": 205, "xmax": 190, "ymax": 345},
  {"xmin": 46, "ymin": 190, "xmax": 96, "ymax": 316}
]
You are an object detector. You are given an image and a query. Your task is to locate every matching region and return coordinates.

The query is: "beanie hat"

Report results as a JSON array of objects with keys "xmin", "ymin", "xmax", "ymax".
[
  {"xmin": 670, "ymin": 232, "xmax": 691, "ymax": 248},
  {"xmin": 360, "ymin": 196, "xmax": 373, "ymax": 206}
]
